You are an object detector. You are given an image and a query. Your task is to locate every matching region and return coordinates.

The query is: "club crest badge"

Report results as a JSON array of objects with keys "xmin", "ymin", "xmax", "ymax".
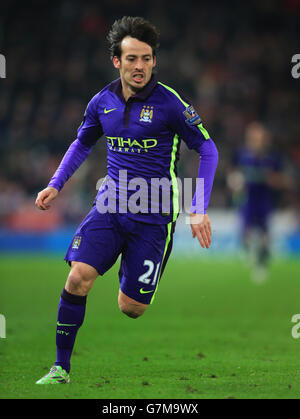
[
  {"xmin": 140, "ymin": 106, "xmax": 154, "ymax": 123},
  {"xmin": 72, "ymin": 235, "xmax": 82, "ymax": 250},
  {"xmin": 183, "ymin": 105, "xmax": 202, "ymax": 126}
]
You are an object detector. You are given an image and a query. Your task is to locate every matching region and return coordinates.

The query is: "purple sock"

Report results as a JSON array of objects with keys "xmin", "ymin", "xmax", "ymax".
[{"xmin": 55, "ymin": 288, "xmax": 87, "ymax": 373}]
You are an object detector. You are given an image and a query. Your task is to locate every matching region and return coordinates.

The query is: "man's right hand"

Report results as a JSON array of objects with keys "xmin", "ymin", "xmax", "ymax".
[{"xmin": 35, "ymin": 186, "xmax": 59, "ymax": 211}]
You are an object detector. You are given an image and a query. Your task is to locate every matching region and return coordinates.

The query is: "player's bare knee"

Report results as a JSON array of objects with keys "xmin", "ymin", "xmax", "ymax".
[
  {"xmin": 66, "ymin": 270, "xmax": 85, "ymax": 294},
  {"xmin": 119, "ymin": 302, "xmax": 146, "ymax": 319},
  {"xmin": 120, "ymin": 307, "xmax": 144, "ymax": 319},
  {"xmin": 118, "ymin": 290, "xmax": 148, "ymax": 319},
  {"xmin": 66, "ymin": 262, "xmax": 97, "ymax": 295}
]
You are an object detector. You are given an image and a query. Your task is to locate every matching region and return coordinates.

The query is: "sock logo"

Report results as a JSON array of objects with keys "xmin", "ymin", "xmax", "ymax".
[
  {"xmin": 57, "ymin": 322, "xmax": 77, "ymax": 327},
  {"xmin": 57, "ymin": 330, "xmax": 70, "ymax": 336}
]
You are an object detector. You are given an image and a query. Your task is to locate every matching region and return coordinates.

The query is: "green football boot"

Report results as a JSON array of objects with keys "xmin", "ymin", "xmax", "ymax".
[{"xmin": 36, "ymin": 365, "xmax": 70, "ymax": 384}]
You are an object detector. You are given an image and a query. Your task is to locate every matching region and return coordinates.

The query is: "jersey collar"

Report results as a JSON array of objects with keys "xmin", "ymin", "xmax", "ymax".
[{"xmin": 109, "ymin": 74, "xmax": 157, "ymax": 102}]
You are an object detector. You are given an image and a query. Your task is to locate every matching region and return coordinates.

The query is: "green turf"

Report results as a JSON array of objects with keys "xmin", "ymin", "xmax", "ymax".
[{"xmin": 0, "ymin": 254, "xmax": 300, "ymax": 399}]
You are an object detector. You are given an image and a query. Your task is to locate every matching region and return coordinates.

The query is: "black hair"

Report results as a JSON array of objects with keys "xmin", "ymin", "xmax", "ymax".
[{"xmin": 107, "ymin": 16, "xmax": 160, "ymax": 59}]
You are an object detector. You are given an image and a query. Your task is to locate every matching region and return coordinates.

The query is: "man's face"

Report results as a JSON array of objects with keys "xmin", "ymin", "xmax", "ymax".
[
  {"xmin": 113, "ymin": 36, "xmax": 156, "ymax": 93},
  {"xmin": 246, "ymin": 124, "xmax": 270, "ymax": 154}
]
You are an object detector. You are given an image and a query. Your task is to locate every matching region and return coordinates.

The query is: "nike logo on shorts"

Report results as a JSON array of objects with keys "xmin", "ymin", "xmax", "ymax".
[{"xmin": 139, "ymin": 288, "xmax": 154, "ymax": 294}]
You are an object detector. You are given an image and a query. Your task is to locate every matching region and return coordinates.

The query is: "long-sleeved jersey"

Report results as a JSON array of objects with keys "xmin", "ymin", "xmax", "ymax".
[{"xmin": 48, "ymin": 75, "xmax": 218, "ymax": 224}]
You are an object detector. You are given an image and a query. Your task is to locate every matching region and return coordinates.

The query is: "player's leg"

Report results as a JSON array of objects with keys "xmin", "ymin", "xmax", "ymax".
[
  {"xmin": 240, "ymin": 207, "xmax": 258, "ymax": 266},
  {"xmin": 36, "ymin": 261, "xmax": 98, "ymax": 384},
  {"xmin": 257, "ymin": 216, "xmax": 270, "ymax": 268},
  {"xmin": 54, "ymin": 261, "xmax": 98, "ymax": 373},
  {"xmin": 65, "ymin": 260, "xmax": 98, "ymax": 295},
  {"xmin": 251, "ymin": 227, "xmax": 270, "ymax": 281},
  {"xmin": 247, "ymin": 214, "xmax": 270, "ymax": 283},
  {"xmin": 36, "ymin": 207, "xmax": 124, "ymax": 384},
  {"xmin": 118, "ymin": 289, "xmax": 148, "ymax": 319},
  {"xmin": 117, "ymin": 219, "xmax": 175, "ymax": 318}
]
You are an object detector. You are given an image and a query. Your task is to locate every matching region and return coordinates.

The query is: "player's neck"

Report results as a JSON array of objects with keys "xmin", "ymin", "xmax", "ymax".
[
  {"xmin": 122, "ymin": 86, "xmax": 134, "ymax": 102},
  {"xmin": 121, "ymin": 79, "xmax": 143, "ymax": 102}
]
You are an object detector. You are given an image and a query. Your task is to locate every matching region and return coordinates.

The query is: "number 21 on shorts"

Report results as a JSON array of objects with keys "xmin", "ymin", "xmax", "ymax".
[{"xmin": 138, "ymin": 260, "xmax": 161, "ymax": 286}]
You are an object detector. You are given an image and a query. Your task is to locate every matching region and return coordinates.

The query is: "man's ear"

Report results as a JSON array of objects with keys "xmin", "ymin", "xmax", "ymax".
[
  {"xmin": 153, "ymin": 55, "xmax": 156, "ymax": 68},
  {"xmin": 113, "ymin": 56, "xmax": 121, "ymax": 69}
]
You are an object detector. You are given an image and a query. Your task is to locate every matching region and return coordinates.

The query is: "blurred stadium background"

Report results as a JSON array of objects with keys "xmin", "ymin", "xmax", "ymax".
[
  {"xmin": 0, "ymin": 0, "xmax": 299, "ymax": 257},
  {"xmin": 1, "ymin": 0, "xmax": 300, "ymax": 400}
]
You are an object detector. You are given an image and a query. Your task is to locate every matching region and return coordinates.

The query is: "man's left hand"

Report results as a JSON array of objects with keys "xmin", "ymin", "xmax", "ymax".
[{"xmin": 190, "ymin": 213, "xmax": 212, "ymax": 249}]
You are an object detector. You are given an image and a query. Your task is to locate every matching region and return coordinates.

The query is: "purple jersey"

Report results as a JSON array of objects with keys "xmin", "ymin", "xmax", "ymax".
[
  {"xmin": 234, "ymin": 148, "xmax": 282, "ymax": 228},
  {"xmin": 48, "ymin": 75, "xmax": 218, "ymax": 224}
]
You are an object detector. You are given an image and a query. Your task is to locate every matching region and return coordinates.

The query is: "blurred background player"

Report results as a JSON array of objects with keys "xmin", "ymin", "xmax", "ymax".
[{"xmin": 227, "ymin": 121, "xmax": 293, "ymax": 282}]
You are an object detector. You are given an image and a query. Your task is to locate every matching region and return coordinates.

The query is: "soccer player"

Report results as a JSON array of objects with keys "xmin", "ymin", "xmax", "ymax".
[
  {"xmin": 35, "ymin": 16, "xmax": 218, "ymax": 384},
  {"xmin": 228, "ymin": 121, "xmax": 288, "ymax": 282}
]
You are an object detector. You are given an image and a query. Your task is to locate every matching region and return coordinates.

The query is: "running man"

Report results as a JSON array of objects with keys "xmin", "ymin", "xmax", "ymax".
[
  {"xmin": 228, "ymin": 121, "xmax": 289, "ymax": 282},
  {"xmin": 35, "ymin": 16, "xmax": 218, "ymax": 384}
]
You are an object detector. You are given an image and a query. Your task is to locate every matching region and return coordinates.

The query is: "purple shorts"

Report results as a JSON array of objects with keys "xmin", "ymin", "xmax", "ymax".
[
  {"xmin": 65, "ymin": 205, "xmax": 175, "ymax": 304},
  {"xmin": 241, "ymin": 206, "xmax": 271, "ymax": 232}
]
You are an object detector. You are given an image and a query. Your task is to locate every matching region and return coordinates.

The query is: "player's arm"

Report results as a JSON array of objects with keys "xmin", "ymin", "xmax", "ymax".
[
  {"xmin": 226, "ymin": 149, "xmax": 245, "ymax": 203},
  {"xmin": 265, "ymin": 157, "xmax": 295, "ymax": 191},
  {"xmin": 35, "ymin": 94, "xmax": 103, "ymax": 211},
  {"xmin": 35, "ymin": 186, "xmax": 59, "ymax": 211},
  {"xmin": 35, "ymin": 139, "xmax": 94, "ymax": 210},
  {"xmin": 165, "ymin": 90, "xmax": 218, "ymax": 248},
  {"xmin": 189, "ymin": 139, "xmax": 218, "ymax": 248}
]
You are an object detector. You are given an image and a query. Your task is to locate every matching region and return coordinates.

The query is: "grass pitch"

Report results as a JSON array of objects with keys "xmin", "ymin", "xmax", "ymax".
[{"xmin": 0, "ymin": 254, "xmax": 300, "ymax": 399}]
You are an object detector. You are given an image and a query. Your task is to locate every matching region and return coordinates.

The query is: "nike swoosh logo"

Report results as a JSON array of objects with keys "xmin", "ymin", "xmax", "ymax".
[
  {"xmin": 104, "ymin": 107, "xmax": 117, "ymax": 114},
  {"xmin": 140, "ymin": 288, "xmax": 154, "ymax": 294},
  {"xmin": 57, "ymin": 322, "xmax": 77, "ymax": 327}
]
